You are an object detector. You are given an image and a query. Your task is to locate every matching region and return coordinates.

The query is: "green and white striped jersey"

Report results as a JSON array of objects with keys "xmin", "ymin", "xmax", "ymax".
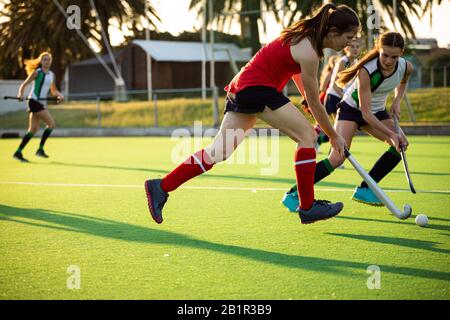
[
  {"xmin": 342, "ymin": 57, "xmax": 407, "ymax": 113},
  {"xmin": 28, "ymin": 68, "xmax": 54, "ymax": 104}
]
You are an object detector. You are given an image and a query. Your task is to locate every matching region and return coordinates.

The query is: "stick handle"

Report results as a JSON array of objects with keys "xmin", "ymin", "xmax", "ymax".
[
  {"xmin": 3, "ymin": 96, "xmax": 21, "ymax": 100},
  {"xmin": 400, "ymin": 148, "xmax": 417, "ymax": 194},
  {"xmin": 392, "ymin": 115, "xmax": 416, "ymax": 193},
  {"xmin": 3, "ymin": 96, "xmax": 59, "ymax": 101}
]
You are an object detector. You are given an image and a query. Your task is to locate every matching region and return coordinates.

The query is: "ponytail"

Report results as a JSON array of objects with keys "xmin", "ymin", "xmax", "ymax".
[
  {"xmin": 316, "ymin": 4, "xmax": 336, "ymax": 54},
  {"xmin": 279, "ymin": 4, "xmax": 359, "ymax": 57},
  {"xmin": 337, "ymin": 49, "xmax": 378, "ymax": 87}
]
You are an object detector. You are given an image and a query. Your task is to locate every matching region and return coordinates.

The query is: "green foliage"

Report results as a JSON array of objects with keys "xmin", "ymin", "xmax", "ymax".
[{"xmin": 0, "ymin": 0, "xmax": 159, "ymax": 84}]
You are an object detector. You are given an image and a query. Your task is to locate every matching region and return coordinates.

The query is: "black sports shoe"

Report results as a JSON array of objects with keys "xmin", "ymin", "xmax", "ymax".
[
  {"xmin": 13, "ymin": 151, "xmax": 29, "ymax": 163},
  {"xmin": 298, "ymin": 200, "xmax": 344, "ymax": 224},
  {"xmin": 144, "ymin": 179, "xmax": 169, "ymax": 224},
  {"xmin": 36, "ymin": 149, "xmax": 49, "ymax": 158}
]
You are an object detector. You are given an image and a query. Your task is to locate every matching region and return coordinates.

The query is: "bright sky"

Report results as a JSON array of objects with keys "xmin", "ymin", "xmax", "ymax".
[
  {"xmin": 1, "ymin": 1, "xmax": 449, "ymax": 48},
  {"xmin": 382, "ymin": 0, "xmax": 450, "ymax": 48},
  {"xmin": 111, "ymin": 0, "xmax": 450, "ymax": 48}
]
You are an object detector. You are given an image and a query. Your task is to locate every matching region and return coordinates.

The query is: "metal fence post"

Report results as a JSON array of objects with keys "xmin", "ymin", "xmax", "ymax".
[
  {"xmin": 212, "ymin": 86, "xmax": 219, "ymax": 128},
  {"xmin": 96, "ymin": 95, "xmax": 101, "ymax": 128},
  {"xmin": 444, "ymin": 66, "xmax": 447, "ymax": 87},
  {"xmin": 430, "ymin": 65, "xmax": 434, "ymax": 87},
  {"xmin": 153, "ymin": 94, "xmax": 158, "ymax": 127}
]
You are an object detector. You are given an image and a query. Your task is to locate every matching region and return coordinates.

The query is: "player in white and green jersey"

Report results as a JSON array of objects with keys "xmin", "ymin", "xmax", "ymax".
[
  {"xmin": 13, "ymin": 52, "xmax": 64, "ymax": 162},
  {"xmin": 282, "ymin": 32, "xmax": 413, "ymax": 211}
]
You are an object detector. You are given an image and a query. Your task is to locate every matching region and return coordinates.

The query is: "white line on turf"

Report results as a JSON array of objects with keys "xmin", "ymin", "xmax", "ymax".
[{"xmin": 0, "ymin": 181, "xmax": 449, "ymax": 194}]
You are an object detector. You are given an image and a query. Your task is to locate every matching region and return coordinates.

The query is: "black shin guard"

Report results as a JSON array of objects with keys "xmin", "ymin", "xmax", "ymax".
[
  {"xmin": 360, "ymin": 146, "xmax": 401, "ymax": 188},
  {"xmin": 314, "ymin": 158, "xmax": 334, "ymax": 183},
  {"xmin": 318, "ymin": 134, "xmax": 329, "ymax": 144},
  {"xmin": 39, "ymin": 128, "xmax": 53, "ymax": 150},
  {"xmin": 17, "ymin": 132, "xmax": 34, "ymax": 152}
]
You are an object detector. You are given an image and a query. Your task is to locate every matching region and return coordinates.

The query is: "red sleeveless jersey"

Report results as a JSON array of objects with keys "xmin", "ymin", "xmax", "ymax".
[{"xmin": 224, "ymin": 38, "xmax": 301, "ymax": 93}]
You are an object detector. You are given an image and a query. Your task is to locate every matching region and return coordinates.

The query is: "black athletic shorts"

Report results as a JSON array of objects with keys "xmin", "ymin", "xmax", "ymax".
[
  {"xmin": 337, "ymin": 101, "xmax": 391, "ymax": 130},
  {"xmin": 324, "ymin": 93, "xmax": 341, "ymax": 115},
  {"xmin": 27, "ymin": 99, "xmax": 45, "ymax": 113},
  {"xmin": 224, "ymin": 86, "xmax": 290, "ymax": 114}
]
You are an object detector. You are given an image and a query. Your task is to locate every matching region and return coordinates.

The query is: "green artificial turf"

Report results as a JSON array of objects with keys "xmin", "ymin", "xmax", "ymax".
[{"xmin": 0, "ymin": 136, "xmax": 449, "ymax": 299}]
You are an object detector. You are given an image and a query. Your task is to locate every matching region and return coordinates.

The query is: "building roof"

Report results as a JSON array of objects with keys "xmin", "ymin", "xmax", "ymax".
[
  {"xmin": 71, "ymin": 48, "xmax": 125, "ymax": 66},
  {"xmin": 133, "ymin": 40, "xmax": 251, "ymax": 62},
  {"xmin": 70, "ymin": 40, "xmax": 252, "ymax": 67}
]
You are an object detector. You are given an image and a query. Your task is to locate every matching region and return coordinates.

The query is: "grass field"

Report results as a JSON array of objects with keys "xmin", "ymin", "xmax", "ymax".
[{"xmin": 0, "ymin": 135, "xmax": 449, "ymax": 299}]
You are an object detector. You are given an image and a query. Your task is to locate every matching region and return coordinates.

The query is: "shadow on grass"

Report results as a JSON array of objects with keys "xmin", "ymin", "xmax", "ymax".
[
  {"xmin": 0, "ymin": 204, "xmax": 449, "ymax": 282},
  {"xmin": 336, "ymin": 215, "xmax": 450, "ymax": 233},
  {"xmin": 430, "ymin": 217, "xmax": 450, "ymax": 223},
  {"xmin": 327, "ymin": 233, "xmax": 450, "ymax": 255}
]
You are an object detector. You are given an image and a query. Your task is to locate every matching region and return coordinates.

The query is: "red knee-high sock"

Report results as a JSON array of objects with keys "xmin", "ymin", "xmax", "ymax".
[
  {"xmin": 160, "ymin": 149, "xmax": 214, "ymax": 193},
  {"xmin": 295, "ymin": 148, "xmax": 316, "ymax": 210}
]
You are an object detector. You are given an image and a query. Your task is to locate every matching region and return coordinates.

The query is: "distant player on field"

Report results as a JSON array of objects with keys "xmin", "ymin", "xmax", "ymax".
[
  {"xmin": 324, "ymin": 38, "xmax": 361, "ymax": 118},
  {"xmin": 13, "ymin": 52, "xmax": 64, "ymax": 162}
]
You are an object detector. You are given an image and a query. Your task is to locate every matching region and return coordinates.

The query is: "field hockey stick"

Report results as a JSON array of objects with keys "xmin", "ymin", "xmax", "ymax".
[
  {"xmin": 3, "ymin": 96, "xmax": 61, "ymax": 102},
  {"xmin": 344, "ymin": 149, "xmax": 412, "ymax": 220},
  {"xmin": 393, "ymin": 114, "xmax": 416, "ymax": 194}
]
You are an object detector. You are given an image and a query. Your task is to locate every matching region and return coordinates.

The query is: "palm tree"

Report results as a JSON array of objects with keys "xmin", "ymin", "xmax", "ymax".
[
  {"xmin": 189, "ymin": 0, "xmax": 279, "ymax": 55},
  {"xmin": 82, "ymin": 0, "xmax": 160, "ymax": 52},
  {"xmin": 1, "ymin": 0, "xmax": 91, "ymax": 84},
  {"xmin": 277, "ymin": 1, "xmax": 427, "ymax": 47},
  {"xmin": 0, "ymin": 0, "xmax": 159, "ymax": 86},
  {"xmin": 189, "ymin": 0, "xmax": 436, "ymax": 53},
  {"xmin": 422, "ymin": 0, "xmax": 444, "ymax": 27}
]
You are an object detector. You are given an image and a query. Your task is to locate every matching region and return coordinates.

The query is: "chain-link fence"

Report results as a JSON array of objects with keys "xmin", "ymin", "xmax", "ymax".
[{"xmin": 1, "ymin": 87, "xmax": 450, "ymax": 130}]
